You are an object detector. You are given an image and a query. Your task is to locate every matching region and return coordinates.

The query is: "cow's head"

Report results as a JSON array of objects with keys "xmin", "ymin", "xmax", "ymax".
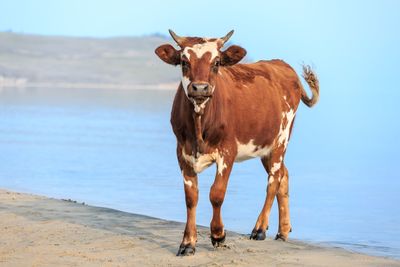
[{"xmin": 155, "ymin": 30, "xmax": 246, "ymax": 113}]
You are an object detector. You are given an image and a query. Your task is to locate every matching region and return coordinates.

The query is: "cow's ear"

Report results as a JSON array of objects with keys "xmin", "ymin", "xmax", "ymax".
[
  {"xmin": 155, "ymin": 44, "xmax": 180, "ymax": 65},
  {"xmin": 221, "ymin": 45, "xmax": 246, "ymax": 66}
]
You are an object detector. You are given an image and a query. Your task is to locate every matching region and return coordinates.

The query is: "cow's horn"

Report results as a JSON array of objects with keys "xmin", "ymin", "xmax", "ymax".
[
  {"xmin": 221, "ymin": 30, "xmax": 234, "ymax": 44},
  {"xmin": 169, "ymin": 29, "xmax": 184, "ymax": 47}
]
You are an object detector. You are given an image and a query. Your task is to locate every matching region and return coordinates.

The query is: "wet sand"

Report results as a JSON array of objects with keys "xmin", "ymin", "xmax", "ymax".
[{"xmin": 0, "ymin": 189, "xmax": 398, "ymax": 267}]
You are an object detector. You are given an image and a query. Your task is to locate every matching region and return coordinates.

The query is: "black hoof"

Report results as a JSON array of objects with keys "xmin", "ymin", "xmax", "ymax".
[
  {"xmin": 250, "ymin": 229, "xmax": 266, "ymax": 240},
  {"xmin": 211, "ymin": 233, "xmax": 226, "ymax": 247},
  {"xmin": 176, "ymin": 244, "xmax": 195, "ymax": 256},
  {"xmin": 275, "ymin": 233, "xmax": 287, "ymax": 241}
]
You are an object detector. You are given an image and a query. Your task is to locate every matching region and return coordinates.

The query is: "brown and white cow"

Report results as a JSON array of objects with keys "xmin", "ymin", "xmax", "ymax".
[{"xmin": 155, "ymin": 30, "xmax": 319, "ymax": 256}]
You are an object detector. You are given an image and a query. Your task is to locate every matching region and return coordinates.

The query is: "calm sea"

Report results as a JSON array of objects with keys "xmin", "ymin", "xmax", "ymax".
[{"xmin": 0, "ymin": 87, "xmax": 399, "ymax": 259}]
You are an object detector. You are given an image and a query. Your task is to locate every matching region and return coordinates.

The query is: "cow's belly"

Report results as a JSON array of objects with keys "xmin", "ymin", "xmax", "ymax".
[{"xmin": 235, "ymin": 139, "xmax": 272, "ymax": 162}]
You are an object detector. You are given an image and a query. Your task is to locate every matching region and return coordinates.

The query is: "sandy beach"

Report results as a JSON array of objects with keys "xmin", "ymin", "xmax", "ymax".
[{"xmin": 0, "ymin": 189, "xmax": 398, "ymax": 267}]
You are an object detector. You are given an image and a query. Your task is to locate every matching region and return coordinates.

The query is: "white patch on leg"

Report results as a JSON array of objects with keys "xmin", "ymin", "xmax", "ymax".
[
  {"xmin": 268, "ymin": 176, "xmax": 275, "ymax": 185},
  {"xmin": 235, "ymin": 139, "xmax": 272, "ymax": 162},
  {"xmin": 271, "ymin": 162, "xmax": 281, "ymax": 175},
  {"xmin": 271, "ymin": 156, "xmax": 283, "ymax": 176},
  {"xmin": 182, "ymin": 148, "xmax": 227, "ymax": 175},
  {"xmin": 216, "ymin": 154, "xmax": 227, "ymax": 176},
  {"xmin": 183, "ymin": 178, "xmax": 193, "ymax": 188}
]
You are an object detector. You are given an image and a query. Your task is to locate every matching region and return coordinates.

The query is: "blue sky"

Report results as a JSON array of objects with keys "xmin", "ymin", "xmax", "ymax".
[
  {"xmin": 1, "ymin": 0, "xmax": 400, "ymax": 163},
  {"xmin": 2, "ymin": 0, "xmax": 399, "ymax": 60}
]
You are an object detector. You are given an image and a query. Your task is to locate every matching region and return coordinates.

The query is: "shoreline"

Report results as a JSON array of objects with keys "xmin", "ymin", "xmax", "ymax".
[
  {"xmin": 0, "ymin": 188, "xmax": 399, "ymax": 266},
  {"xmin": 0, "ymin": 82, "xmax": 178, "ymax": 91}
]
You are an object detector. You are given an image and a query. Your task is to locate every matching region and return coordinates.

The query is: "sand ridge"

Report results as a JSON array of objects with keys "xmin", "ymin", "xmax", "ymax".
[{"xmin": 0, "ymin": 189, "xmax": 399, "ymax": 267}]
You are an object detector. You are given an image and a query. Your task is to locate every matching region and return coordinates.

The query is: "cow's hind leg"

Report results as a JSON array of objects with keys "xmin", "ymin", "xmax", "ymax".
[
  {"xmin": 275, "ymin": 165, "xmax": 291, "ymax": 241},
  {"xmin": 250, "ymin": 154, "xmax": 280, "ymax": 240}
]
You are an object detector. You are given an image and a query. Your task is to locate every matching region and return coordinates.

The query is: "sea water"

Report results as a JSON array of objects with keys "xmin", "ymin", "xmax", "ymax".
[{"xmin": 0, "ymin": 87, "xmax": 399, "ymax": 259}]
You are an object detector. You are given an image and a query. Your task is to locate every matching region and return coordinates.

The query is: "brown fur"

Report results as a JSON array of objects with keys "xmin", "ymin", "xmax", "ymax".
[
  {"xmin": 172, "ymin": 60, "xmax": 304, "ymax": 149},
  {"xmin": 156, "ymin": 34, "xmax": 319, "ymax": 255}
]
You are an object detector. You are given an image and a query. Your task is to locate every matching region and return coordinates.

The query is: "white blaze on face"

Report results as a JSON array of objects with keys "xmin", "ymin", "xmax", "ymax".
[
  {"xmin": 182, "ymin": 41, "xmax": 219, "ymax": 62},
  {"xmin": 180, "ymin": 41, "xmax": 219, "ymax": 113}
]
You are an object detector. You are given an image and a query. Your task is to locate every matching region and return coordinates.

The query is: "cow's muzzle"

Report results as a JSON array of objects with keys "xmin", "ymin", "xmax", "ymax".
[{"xmin": 188, "ymin": 83, "xmax": 213, "ymax": 104}]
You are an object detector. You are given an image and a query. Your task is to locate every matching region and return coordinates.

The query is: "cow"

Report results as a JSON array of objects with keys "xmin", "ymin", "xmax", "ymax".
[{"xmin": 155, "ymin": 30, "xmax": 319, "ymax": 256}]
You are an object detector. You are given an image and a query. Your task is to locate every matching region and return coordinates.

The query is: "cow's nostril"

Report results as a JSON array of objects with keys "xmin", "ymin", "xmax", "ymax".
[{"xmin": 192, "ymin": 83, "xmax": 209, "ymax": 93}]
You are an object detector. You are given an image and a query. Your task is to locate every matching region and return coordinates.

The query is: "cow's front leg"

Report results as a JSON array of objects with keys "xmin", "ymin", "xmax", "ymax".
[
  {"xmin": 209, "ymin": 155, "xmax": 234, "ymax": 247},
  {"xmin": 176, "ymin": 166, "xmax": 198, "ymax": 256}
]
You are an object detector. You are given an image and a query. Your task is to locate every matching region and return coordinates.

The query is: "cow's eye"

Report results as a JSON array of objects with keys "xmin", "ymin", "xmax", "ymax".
[
  {"xmin": 212, "ymin": 60, "xmax": 220, "ymax": 72},
  {"xmin": 181, "ymin": 60, "xmax": 189, "ymax": 70}
]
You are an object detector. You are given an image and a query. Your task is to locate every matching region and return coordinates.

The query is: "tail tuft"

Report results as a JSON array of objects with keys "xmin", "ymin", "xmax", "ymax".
[{"xmin": 301, "ymin": 65, "xmax": 320, "ymax": 107}]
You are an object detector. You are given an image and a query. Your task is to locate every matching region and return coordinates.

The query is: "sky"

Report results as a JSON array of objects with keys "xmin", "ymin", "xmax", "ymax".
[
  {"xmin": 1, "ymin": 1, "xmax": 399, "ymax": 59},
  {"xmin": 1, "ymin": 1, "xmax": 399, "ymax": 79},
  {"xmin": 1, "ymin": 0, "xmax": 400, "ymax": 162}
]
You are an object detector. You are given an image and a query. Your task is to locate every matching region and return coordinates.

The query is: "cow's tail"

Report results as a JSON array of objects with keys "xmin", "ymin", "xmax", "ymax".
[{"xmin": 300, "ymin": 65, "xmax": 319, "ymax": 107}]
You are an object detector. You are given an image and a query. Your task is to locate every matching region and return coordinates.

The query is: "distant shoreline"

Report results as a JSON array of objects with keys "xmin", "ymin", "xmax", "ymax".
[
  {"xmin": 1, "ymin": 188, "xmax": 399, "ymax": 266},
  {"xmin": 0, "ymin": 81, "xmax": 178, "ymax": 90},
  {"xmin": 0, "ymin": 32, "xmax": 180, "ymax": 91}
]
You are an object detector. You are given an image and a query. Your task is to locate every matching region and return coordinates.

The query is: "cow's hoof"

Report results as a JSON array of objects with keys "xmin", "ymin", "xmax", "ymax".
[
  {"xmin": 250, "ymin": 229, "xmax": 266, "ymax": 240},
  {"xmin": 176, "ymin": 244, "xmax": 195, "ymax": 256},
  {"xmin": 211, "ymin": 233, "xmax": 226, "ymax": 248},
  {"xmin": 274, "ymin": 233, "xmax": 288, "ymax": 241}
]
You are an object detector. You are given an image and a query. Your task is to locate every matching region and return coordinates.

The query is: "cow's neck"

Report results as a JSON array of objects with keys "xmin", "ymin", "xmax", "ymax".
[
  {"xmin": 193, "ymin": 112, "xmax": 205, "ymax": 156},
  {"xmin": 189, "ymin": 81, "xmax": 226, "ymax": 156},
  {"xmin": 171, "ymin": 81, "xmax": 227, "ymax": 156}
]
